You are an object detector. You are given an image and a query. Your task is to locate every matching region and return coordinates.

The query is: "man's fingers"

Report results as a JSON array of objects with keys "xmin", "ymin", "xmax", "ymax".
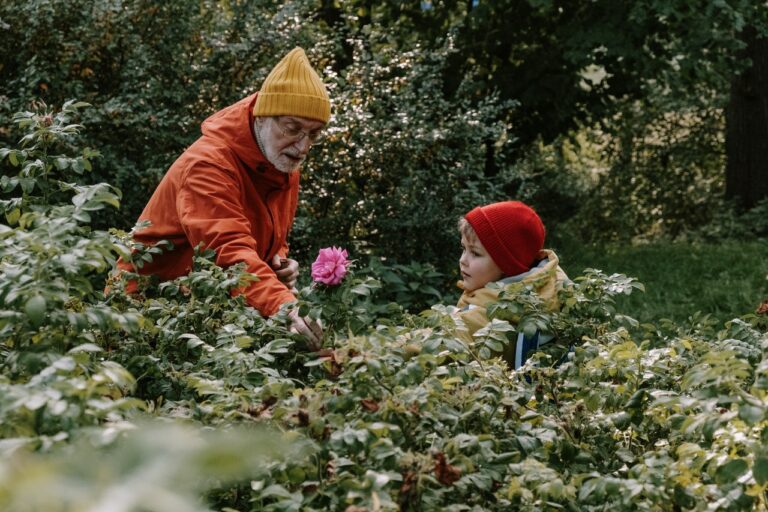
[
  {"xmin": 307, "ymin": 318, "xmax": 322, "ymax": 338},
  {"xmin": 292, "ymin": 316, "xmax": 320, "ymax": 347},
  {"xmin": 275, "ymin": 264, "xmax": 299, "ymax": 288},
  {"xmin": 272, "ymin": 257, "xmax": 298, "ymax": 288},
  {"xmin": 275, "ymin": 271, "xmax": 297, "ymax": 290},
  {"xmin": 292, "ymin": 318, "xmax": 312, "ymax": 340},
  {"xmin": 287, "ymin": 309, "xmax": 322, "ymax": 350},
  {"xmin": 274, "ymin": 266, "xmax": 293, "ymax": 278}
]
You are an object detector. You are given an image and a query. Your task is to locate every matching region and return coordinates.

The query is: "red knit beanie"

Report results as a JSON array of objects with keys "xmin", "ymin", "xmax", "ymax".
[{"xmin": 465, "ymin": 201, "xmax": 545, "ymax": 277}]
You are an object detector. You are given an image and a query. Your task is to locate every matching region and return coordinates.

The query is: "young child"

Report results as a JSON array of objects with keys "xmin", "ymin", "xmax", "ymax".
[{"xmin": 455, "ymin": 200, "xmax": 569, "ymax": 368}]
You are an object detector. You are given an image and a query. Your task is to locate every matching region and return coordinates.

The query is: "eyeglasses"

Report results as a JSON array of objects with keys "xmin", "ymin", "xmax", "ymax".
[{"xmin": 275, "ymin": 117, "xmax": 325, "ymax": 144}]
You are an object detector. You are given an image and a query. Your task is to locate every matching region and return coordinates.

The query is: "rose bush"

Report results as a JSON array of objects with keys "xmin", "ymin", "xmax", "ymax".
[
  {"xmin": 311, "ymin": 246, "xmax": 350, "ymax": 286},
  {"xmin": 0, "ymin": 104, "xmax": 767, "ymax": 511},
  {"xmin": 295, "ymin": 247, "xmax": 392, "ymax": 348}
]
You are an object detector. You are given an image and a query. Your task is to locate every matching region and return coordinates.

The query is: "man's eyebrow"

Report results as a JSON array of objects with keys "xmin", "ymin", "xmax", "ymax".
[{"xmin": 283, "ymin": 116, "xmax": 320, "ymax": 127}]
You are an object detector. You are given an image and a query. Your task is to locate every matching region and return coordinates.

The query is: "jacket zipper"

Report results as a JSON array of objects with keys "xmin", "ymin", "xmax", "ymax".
[{"xmin": 263, "ymin": 188, "xmax": 277, "ymax": 258}]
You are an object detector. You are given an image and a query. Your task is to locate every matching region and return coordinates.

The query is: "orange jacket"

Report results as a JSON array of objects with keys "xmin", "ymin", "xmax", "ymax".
[{"xmin": 117, "ymin": 93, "xmax": 298, "ymax": 316}]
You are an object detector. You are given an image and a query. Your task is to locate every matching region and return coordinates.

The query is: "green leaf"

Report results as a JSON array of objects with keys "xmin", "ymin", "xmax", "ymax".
[
  {"xmin": 68, "ymin": 343, "xmax": 103, "ymax": 354},
  {"xmin": 578, "ymin": 477, "xmax": 600, "ymax": 500},
  {"xmin": 304, "ymin": 357, "xmax": 329, "ymax": 367},
  {"xmin": 610, "ymin": 412, "xmax": 631, "ymax": 429},
  {"xmin": 484, "ymin": 338, "xmax": 505, "ymax": 352},
  {"xmin": 738, "ymin": 403, "xmax": 764, "ymax": 425},
  {"xmin": 234, "ymin": 335, "xmax": 252, "ymax": 348},
  {"xmin": 54, "ymin": 157, "xmax": 69, "ymax": 170},
  {"xmin": 1, "ymin": 175, "xmax": 18, "ymax": 193},
  {"xmin": 715, "ymin": 458, "xmax": 748, "ymax": 484},
  {"xmin": 24, "ymin": 295, "xmax": 47, "ymax": 327},
  {"xmin": 351, "ymin": 284, "xmax": 372, "ymax": 296},
  {"xmin": 521, "ymin": 322, "xmax": 538, "ymax": 338},
  {"xmin": 5, "ymin": 208, "xmax": 20, "ymax": 226},
  {"xmin": 516, "ymin": 435, "xmax": 539, "ymax": 455},
  {"xmin": 754, "ymin": 457, "xmax": 768, "ymax": 486},
  {"xmin": 673, "ymin": 484, "xmax": 696, "ymax": 509},
  {"xmin": 19, "ymin": 177, "xmax": 36, "ymax": 194},
  {"xmin": 420, "ymin": 285, "xmax": 442, "ymax": 297},
  {"xmin": 624, "ymin": 389, "xmax": 646, "ymax": 409},
  {"xmin": 260, "ymin": 484, "xmax": 293, "ymax": 499}
]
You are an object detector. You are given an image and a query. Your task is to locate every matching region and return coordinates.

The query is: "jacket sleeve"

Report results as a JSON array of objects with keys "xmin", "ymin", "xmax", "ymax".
[
  {"xmin": 456, "ymin": 305, "xmax": 490, "ymax": 341},
  {"xmin": 177, "ymin": 163, "xmax": 296, "ymax": 316},
  {"xmin": 277, "ymin": 237, "xmax": 290, "ymax": 259},
  {"xmin": 277, "ymin": 180, "xmax": 298, "ymax": 260}
]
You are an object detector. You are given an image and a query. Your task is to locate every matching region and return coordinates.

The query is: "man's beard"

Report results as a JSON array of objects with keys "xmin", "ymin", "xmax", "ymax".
[
  {"xmin": 273, "ymin": 150, "xmax": 304, "ymax": 173},
  {"xmin": 255, "ymin": 121, "xmax": 304, "ymax": 174}
]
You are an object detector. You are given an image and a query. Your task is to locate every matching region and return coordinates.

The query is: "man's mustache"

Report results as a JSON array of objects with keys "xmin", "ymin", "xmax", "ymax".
[{"xmin": 284, "ymin": 151, "xmax": 305, "ymax": 160}]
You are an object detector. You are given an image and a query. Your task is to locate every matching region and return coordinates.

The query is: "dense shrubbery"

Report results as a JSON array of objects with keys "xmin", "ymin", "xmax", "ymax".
[
  {"xmin": 0, "ymin": 0, "xmax": 321, "ymax": 229},
  {"xmin": 564, "ymin": 90, "xmax": 727, "ymax": 242},
  {"xmin": 1, "ymin": 1, "xmax": 767, "ymax": 508},
  {"xmin": 0, "ymin": 0, "xmax": 529, "ymax": 273},
  {"xmin": 5, "ymin": 0, "xmax": 762, "ymax": 267},
  {"xmin": 294, "ymin": 34, "xmax": 515, "ymax": 265},
  {"xmin": 1, "ymin": 103, "xmax": 768, "ymax": 511}
]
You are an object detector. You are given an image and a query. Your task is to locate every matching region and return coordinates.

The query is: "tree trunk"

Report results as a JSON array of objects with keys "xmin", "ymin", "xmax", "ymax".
[{"xmin": 725, "ymin": 27, "xmax": 768, "ymax": 209}]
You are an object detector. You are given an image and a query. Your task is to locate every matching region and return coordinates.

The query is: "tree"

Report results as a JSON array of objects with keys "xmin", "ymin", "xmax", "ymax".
[
  {"xmin": 726, "ymin": 27, "xmax": 768, "ymax": 209},
  {"xmin": 316, "ymin": 0, "xmax": 768, "ymax": 234}
]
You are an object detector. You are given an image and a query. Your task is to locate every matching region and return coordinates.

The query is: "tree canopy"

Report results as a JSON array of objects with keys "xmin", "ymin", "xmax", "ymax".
[{"xmin": 0, "ymin": 0, "xmax": 766, "ymax": 260}]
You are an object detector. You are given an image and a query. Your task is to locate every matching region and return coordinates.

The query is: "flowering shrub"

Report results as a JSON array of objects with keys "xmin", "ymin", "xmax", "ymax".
[
  {"xmin": 1, "ymin": 104, "xmax": 767, "ymax": 511},
  {"xmin": 311, "ymin": 246, "xmax": 350, "ymax": 286},
  {"xmin": 297, "ymin": 247, "xmax": 390, "ymax": 347}
]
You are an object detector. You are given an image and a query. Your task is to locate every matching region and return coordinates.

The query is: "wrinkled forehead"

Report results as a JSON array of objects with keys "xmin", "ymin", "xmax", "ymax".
[{"xmin": 279, "ymin": 115, "xmax": 325, "ymax": 130}]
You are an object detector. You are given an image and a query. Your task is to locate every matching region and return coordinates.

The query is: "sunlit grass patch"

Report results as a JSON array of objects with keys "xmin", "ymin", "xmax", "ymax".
[{"xmin": 557, "ymin": 241, "xmax": 768, "ymax": 324}]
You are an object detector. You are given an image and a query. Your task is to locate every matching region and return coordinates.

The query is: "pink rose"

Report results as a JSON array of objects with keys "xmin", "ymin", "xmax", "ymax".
[{"xmin": 311, "ymin": 247, "xmax": 350, "ymax": 285}]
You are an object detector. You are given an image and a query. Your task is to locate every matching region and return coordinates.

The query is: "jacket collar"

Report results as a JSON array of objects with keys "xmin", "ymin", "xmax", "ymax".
[
  {"xmin": 457, "ymin": 249, "xmax": 559, "ymax": 293},
  {"xmin": 200, "ymin": 93, "xmax": 293, "ymax": 189}
]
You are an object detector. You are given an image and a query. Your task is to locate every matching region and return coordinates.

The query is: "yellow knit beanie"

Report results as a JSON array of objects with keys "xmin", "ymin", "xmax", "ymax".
[{"xmin": 253, "ymin": 47, "xmax": 331, "ymax": 123}]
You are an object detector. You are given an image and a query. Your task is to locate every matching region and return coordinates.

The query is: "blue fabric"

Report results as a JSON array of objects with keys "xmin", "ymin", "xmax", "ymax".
[
  {"xmin": 514, "ymin": 331, "xmax": 572, "ymax": 370},
  {"xmin": 514, "ymin": 331, "xmax": 539, "ymax": 369}
]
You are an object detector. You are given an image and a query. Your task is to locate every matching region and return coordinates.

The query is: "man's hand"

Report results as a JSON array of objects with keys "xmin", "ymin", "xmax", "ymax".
[
  {"xmin": 288, "ymin": 309, "xmax": 323, "ymax": 350},
  {"xmin": 271, "ymin": 255, "xmax": 299, "ymax": 292}
]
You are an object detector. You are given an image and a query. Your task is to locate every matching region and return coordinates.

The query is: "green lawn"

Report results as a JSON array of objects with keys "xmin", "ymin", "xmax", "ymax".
[{"xmin": 555, "ymin": 240, "xmax": 768, "ymax": 325}]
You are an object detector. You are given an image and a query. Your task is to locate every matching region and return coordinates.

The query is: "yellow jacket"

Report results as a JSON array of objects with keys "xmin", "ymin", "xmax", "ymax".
[{"xmin": 455, "ymin": 249, "xmax": 569, "ymax": 345}]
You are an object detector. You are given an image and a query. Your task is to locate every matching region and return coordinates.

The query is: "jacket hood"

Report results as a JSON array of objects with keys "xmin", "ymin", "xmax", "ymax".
[
  {"xmin": 456, "ymin": 249, "xmax": 569, "ymax": 317},
  {"xmin": 457, "ymin": 249, "xmax": 563, "ymax": 293},
  {"xmin": 200, "ymin": 93, "xmax": 291, "ymax": 189}
]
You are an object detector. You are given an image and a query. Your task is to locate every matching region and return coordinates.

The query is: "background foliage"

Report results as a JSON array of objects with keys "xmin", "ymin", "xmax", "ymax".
[
  {"xmin": 3, "ymin": 0, "xmax": 766, "ymax": 274},
  {"xmin": 0, "ymin": 97, "xmax": 765, "ymax": 511},
  {"xmin": 1, "ymin": 0, "xmax": 768, "ymax": 510}
]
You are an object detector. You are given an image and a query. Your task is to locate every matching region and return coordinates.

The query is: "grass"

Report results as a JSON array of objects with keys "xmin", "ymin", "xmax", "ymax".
[{"xmin": 555, "ymin": 240, "xmax": 768, "ymax": 325}]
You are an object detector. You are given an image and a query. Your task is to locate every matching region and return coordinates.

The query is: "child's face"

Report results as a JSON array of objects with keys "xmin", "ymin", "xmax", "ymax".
[{"xmin": 459, "ymin": 233, "xmax": 504, "ymax": 293}]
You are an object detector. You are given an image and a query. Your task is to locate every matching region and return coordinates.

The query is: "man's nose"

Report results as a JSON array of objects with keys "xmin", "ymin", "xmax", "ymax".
[{"xmin": 294, "ymin": 136, "xmax": 312, "ymax": 154}]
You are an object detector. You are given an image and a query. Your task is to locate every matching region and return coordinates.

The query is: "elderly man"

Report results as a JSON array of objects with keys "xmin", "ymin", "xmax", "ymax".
[{"xmin": 116, "ymin": 47, "xmax": 326, "ymax": 346}]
